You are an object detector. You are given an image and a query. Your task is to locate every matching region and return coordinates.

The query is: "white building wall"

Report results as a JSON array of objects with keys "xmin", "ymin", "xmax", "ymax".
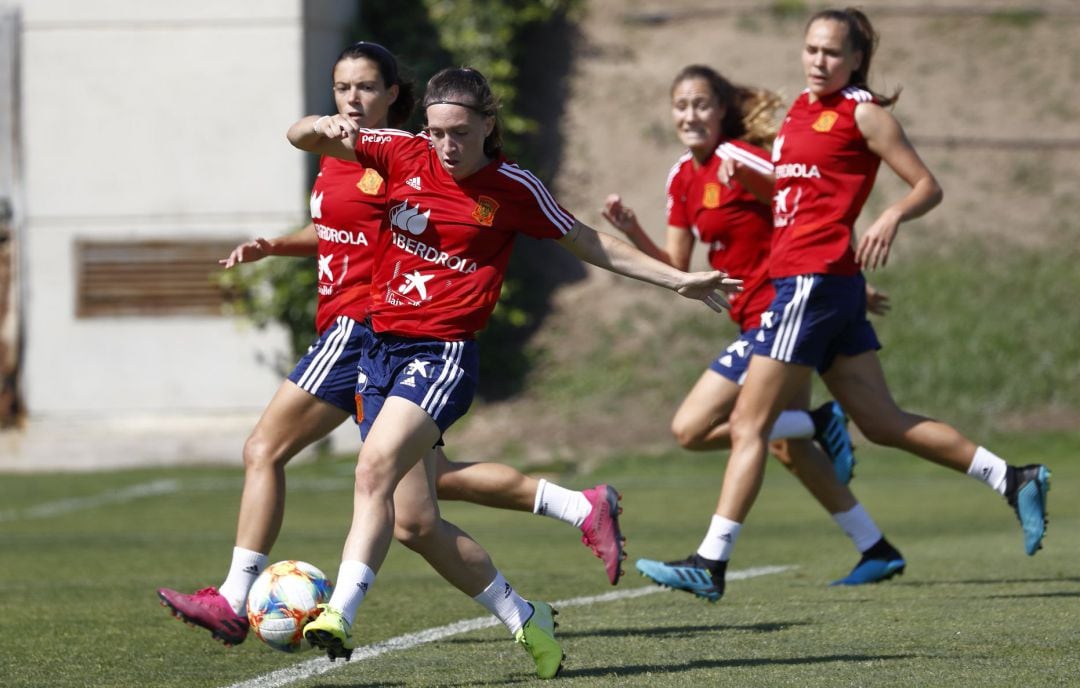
[{"xmin": 2, "ymin": 0, "xmax": 362, "ymax": 469}]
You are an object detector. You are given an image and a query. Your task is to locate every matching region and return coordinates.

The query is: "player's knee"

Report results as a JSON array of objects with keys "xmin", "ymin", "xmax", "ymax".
[
  {"xmin": 728, "ymin": 407, "xmax": 763, "ymax": 448},
  {"xmin": 242, "ymin": 433, "xmax": 282, "ymax": 472},
  {"xmin": 394, "ymin": 514, "xmax": 438, "ymax": 551},
  {"xmin": 670, "ymin": 414, "xmax": 705, "ymax": 450},
  {"xmin": 352, "ymin": 456, "xmax": 396, "ymax": 500}
]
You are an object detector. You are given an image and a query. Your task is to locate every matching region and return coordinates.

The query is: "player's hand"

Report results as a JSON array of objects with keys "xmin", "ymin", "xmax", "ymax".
[
  {"xmin": 314, "ymin": 113, "xmax": 360, "ymax": 141},
  {"xmin": 676, "ymin": 270, "xmax": 743, "ymax": 313},
  {"xmin": 601, "ymin": 194, "xmax": 638, "ymax": 235},
  {"xmin": 865, "ymin": 283, "xmax": 891, "ymax": 316},
  {"xmin": 717, "ymin": 156, "xmax": 741, "ymax": 188},
  {"xmin": 856, "ymin": 208, "xmax": 901, "ymax": 270},
  {"xmin": 220, "ymin": 237, "xmax": 273, "ymax": 268}
]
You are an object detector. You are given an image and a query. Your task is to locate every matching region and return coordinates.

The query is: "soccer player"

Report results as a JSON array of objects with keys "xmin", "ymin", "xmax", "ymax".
[
  {"xmin": 156, "ymin": 43, "xmax": 624, "ymax": 657},
  {"xmin": 602, "ymin": 65, "xmax": 904, "ymax": 601},
  {"xmin": 285, "ymin": 66, "xmax": 741, "ymax": 676},
  {"xmin": 659, "ymin": 7, "xmax": 1050, "ymax": 601}
]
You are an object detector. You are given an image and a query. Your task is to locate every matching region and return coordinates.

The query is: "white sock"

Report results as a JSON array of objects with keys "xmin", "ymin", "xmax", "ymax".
[
  {"xmin": 831, "ymin": 504, "xmax": 883, "ymax": 553},
  {"xmin": 966, "ymin": 446, "xmax": 1009, "ymax": 495},
  {"xmin": 768, "ymin": 410, "xmax": 815, "ymax": 441},
  {"xmin": 218, "ymin": 547, "xmax": 269, "ymax": 615},
  {"xmin": 325, "ymin": 560, "xmax": 376, "ymax": 627},
  {"xmin": 696, "ymin": 514, "xmax": 742, "ymax": 562},
  {"xmin": 472, "ymin": 571, "xmax": 534, "ymax": 635},
  {"xmin": 532, "ymin": 479, "xmax": 592, "ymax": 528}
]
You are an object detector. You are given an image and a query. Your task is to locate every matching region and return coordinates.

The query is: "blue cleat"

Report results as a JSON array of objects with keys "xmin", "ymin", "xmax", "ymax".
[
  {"xmin": 810, "ymin": 401, "xmax": 856, "ymax": 484},
  {"xmin": 831, "ymin": 538, "xmax": 905, "ymax": 586},
  {"xmin": 1006, "ymin": 464, "xmax": 1051, "ymax": 556},
  {"xmin": 635, "ymin": 554, "xmax": 725, "ymax": 602}
]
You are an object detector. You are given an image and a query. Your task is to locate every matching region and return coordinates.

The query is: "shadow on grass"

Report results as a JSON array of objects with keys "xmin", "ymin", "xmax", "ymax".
[
  {"xmin": 439, "ymin": 621, "xmax": 808, "ymax": 647},
  {"xmin": 435, "ymin": 653, "xmax": 921, "ymax": 686},
  {"xmin": 899, "ymin": 576, "xmax": 1080, "ymax": 587}
]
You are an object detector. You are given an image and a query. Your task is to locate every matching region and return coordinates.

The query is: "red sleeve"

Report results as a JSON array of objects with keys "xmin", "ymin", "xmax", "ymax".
[{"xmin": 494, "ymin": 163, "xmax": 576, "ymax": 239}]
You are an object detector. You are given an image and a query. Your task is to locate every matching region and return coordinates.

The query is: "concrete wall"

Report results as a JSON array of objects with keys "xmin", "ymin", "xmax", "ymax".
[{"xmin": 2, "ymin": 0, "xmax": 362, "ymax": 469}]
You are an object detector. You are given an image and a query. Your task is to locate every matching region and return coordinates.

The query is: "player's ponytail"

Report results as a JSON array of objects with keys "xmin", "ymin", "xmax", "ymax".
[
  {"xmin": 736, "ymin": 87, "xmax": 784, "ymax": 149},
  {"xmin": 807, "ymin": 7, "xmax": 901, "ymax": 106},
  {"xmin": 423, "ymin": 67, "xmax": 503, "ymax": 158}
]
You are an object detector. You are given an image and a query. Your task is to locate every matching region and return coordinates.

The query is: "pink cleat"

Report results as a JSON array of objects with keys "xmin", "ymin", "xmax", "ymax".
[
  {"xmin": 157, "ymin": 586, "xmax": 249, "ymax": 647},
  {"xmin": 579, "ymin": 484, "xmax": 626, "ymax": 585}
]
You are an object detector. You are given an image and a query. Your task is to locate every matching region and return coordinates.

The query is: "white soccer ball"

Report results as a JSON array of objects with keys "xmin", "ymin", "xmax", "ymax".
[{"xmin": 246, "ymin": 560, "xmax": 334, "ymax": 653}]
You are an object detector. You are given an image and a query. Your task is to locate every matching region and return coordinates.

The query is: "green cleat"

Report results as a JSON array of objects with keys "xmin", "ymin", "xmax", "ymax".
[
  {"xmin": 515, "ymin": 601, "xmax": 563, "ymax": 679},
  {"xmin": 302, "ymin": 604, "xmax": 355, "ymax": 661}
]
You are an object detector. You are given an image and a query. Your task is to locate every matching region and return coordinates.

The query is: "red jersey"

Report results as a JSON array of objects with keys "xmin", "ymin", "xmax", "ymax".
[
  {"xmin": 310, "ymin": 155, "xmax": 382, "ymax": 334},
  {"xmin": 665, "ymin": 139, "xmax": 775, "ymax": 330},
  {"xmin": 352, "ymin": 129, "xmax": 573, "ymax": 340},
  {"xmin": 770, "ymin": 86, "xmax": 881, "ymax": 277}
]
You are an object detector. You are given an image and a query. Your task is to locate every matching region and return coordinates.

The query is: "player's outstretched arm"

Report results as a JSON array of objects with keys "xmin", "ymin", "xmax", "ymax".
[
  {"xmin": 287, "ymin": 114, "xmax": 360, "ymax": 162},
  {"xmin": 219, "ymin": 224, "xmax": 320, "ymax": 268},
  {"xmin": 557, "ymin": 220, "xmax": 741, "ymax": 313}
]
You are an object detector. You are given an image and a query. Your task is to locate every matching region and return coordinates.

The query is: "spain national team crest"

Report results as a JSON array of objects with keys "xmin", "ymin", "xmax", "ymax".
[
  {"xmin": 357, "ymin": 168, "xmax": 384, "ymax": 195},
  {"xmin": 812, "ymin": 111, "xmax": 839, "ymax": 133},
  {"xmin": 471, "ymin": 195, "xmax": 500, "ymax": 226},
  {"xmin": 702, "ymin": 182, "xmax": 721, "ymax": 209}
]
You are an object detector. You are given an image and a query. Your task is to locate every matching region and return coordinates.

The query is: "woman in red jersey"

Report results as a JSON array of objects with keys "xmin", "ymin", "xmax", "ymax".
[
  {"xmin": 602, "ymin": 64, "xmax": 904, "ymax": 601},
  {"xmin": 286, "ymin": 66, "xmax": 741, "ymax": 675},
  {"xmin": 697, "ymin": 7, "xmax": 1050, "ymax": 600},
  {"xmin": 157, "ymin": 44, "xmax": 625, "ymax": 657}
]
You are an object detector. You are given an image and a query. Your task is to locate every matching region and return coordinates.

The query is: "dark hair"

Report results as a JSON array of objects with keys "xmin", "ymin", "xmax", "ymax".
[
  {"xmin": 806, "ymin": 7, "xmax": 900, "ymax": 106},
  {"xmin": 334, "ymin": 41, "xmax": 416, "ymax": 128},
  {"xmin": 671, "ymin": 65, "xmax": 784, "ymax": 149},
  {"xmin": 422, "ymin": 67, "xmax": 503, "ymax": 157}
]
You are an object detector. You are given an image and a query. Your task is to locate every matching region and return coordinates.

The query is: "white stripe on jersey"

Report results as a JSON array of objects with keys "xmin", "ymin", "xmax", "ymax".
[
  {"xmin": 665, "ymin": 152, "xmax": 694, "ymax": 222},
  {"xmin": 355, "ymin": 127, "xmax": 415, "ymax": 138},
  {"xmin": 717, "ymin": 142, "xmax": 774, "ymax": 175},
  {"xmin": 420, "ymin": 341, "xmax": 465, "ymax": 419},
  {"xmin": 496, "ymin": 164, "xmax": 575, "ymax": 234},
  {"xmin": 665, "ymin": 152, "xmax": 694, "ymax": 196},
  {"xmin": 297, "ymin": 316, "xmax": 355, "ymax": 392},
  {"xmin": 770, "ymin": 276, "xmax": 816, "ymax": 362},
  {"xmin": 841, "ymin": 86, "xmax": 873, "ymax": 102}
]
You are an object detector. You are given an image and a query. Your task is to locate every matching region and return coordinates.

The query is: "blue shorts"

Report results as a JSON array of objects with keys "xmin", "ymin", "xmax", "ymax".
[
  {"xmin": 753, "ymin": 274, "xmax": 881, "ymax": 373},
  {"xmin": 356, "ymin": 333, "xmax": 479, "ymax": 441},
  {"xmin": 708, "ymin": 328, "xmax": 761, "ymax": 384},
  {"xmin": 287, "ymin": 316, "xmax": 373, "ymax": 415}
]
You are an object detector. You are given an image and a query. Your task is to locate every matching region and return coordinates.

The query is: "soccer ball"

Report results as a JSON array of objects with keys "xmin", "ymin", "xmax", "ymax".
[{"xmin": 246, "ymin": 560, "xmax": 334, "ymax": 653}]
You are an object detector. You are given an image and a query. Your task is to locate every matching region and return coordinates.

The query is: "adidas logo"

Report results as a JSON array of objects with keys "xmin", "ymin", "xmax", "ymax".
[
  {"xmin": 242, "ymin": 565, "xmax": 260, "ymax": 574},
  {"xmin": 406, "ymin": 176, "xmax": 422, "ymax": 190},
  {"xmin": 401, "ymin": 376, "xmax": 416, "ymax": 387}
]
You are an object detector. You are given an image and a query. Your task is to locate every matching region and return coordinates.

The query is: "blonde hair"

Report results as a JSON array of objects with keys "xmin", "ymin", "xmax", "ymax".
[{"xmin": 737, "ymin": 87, "xmax": 784, "ymax": 149}]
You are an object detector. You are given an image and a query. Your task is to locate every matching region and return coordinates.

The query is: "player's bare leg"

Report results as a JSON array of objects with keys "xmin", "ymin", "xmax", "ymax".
[{"xmin": 434, "ymin": 448, "xmax": 626, "ymax": 584}]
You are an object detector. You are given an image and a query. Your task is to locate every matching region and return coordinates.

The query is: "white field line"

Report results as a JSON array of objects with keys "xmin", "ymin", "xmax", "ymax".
[
  {"xmin": 222, "ymin": 565, "xmax": 794, "ymax": 688},
  {"xmin": 0, "ymin": 479, "xmax": 181, "ymax": 522},
  {"xmin": 0, "ymin": 477, "xmax": 349, "ymax": 524}
]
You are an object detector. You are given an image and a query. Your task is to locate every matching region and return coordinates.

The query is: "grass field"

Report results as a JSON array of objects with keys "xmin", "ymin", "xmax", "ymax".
[{"xmin": 1, "ymin": 431, "xmax": 1077, "ymax": 687}]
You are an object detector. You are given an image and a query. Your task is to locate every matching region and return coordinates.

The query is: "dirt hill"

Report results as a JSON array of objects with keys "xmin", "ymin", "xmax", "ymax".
[{"xmin": 449, "ymin": 0, "xmax": 1080, "ymax": 466}]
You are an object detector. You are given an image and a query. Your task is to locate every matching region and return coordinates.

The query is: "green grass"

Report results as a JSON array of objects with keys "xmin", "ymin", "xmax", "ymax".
[
  {"xmin": 512, "ymin": 238, "xmax": 1080, "ymax": 448},
  {"xmin": 1, "ymin": 433, "xmax": 1077, "ymax": 687}
]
